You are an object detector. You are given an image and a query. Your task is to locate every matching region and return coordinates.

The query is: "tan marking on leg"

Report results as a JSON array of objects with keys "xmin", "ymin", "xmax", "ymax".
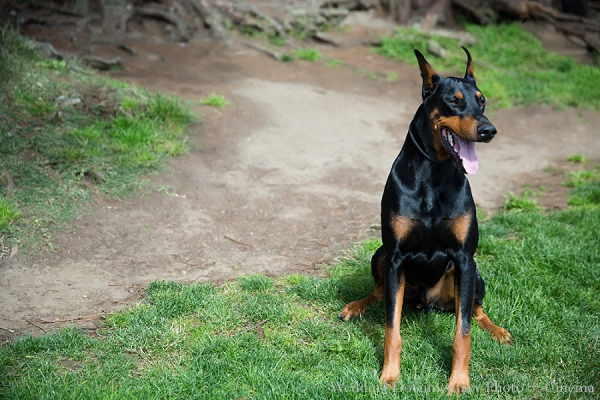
[
  {"xmin": 339, "ymin": 253, "xmax": 386, "ymax": 321},
  {"xmin": 449, "ymin": 214, "xmax": 472, "ymax": 245},
  {"xmin": 448, "ymin": 284, "xmax": 471, "ymax": 394},
  {"xmin": 380, "ymin": 277, "xmax": 406, "ymax": 386},
  {"xmin": 473, "ymin": 304, "xmax": 513, "ymax": 345},
  {"xmin": 426, "ymin": 264, "xmax": 455, "ymax": 311},
  {"xmin": 391, "ymin": 214, "xmax": 414, "ymax": 242},
  {"xmin": 339, "ymin": 284, "xmax": 384, "ymax": 321}
]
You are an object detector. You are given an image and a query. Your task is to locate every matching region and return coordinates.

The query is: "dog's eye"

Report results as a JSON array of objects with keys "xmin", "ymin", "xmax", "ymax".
[
  {"xmin": 479, "ymin": 97, "xmax": 486, "ymax": 107},
  {"xmin": 450, "ymin": 99, "xmax": 460, "ymax": 106}
]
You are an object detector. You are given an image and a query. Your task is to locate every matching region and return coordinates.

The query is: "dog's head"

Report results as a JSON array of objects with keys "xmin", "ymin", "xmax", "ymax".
[{"xmin": 414, "ymin": 47, "xmax": 496, "ymax": 174}]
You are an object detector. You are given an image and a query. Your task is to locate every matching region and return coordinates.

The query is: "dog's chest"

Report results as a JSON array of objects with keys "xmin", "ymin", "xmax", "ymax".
[
  {"xmin": 389, "ymin": 212, "xmax": 474, "ymax": 287},
  {"xmin": 405, "ymin": 252, "xmax": 452, "ymax": 286}
]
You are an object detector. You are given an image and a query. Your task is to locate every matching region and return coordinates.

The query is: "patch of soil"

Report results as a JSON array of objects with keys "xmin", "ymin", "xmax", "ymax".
[{"xmin": 2, "ymin": 12, "xmax": 600, "ymax": 342}]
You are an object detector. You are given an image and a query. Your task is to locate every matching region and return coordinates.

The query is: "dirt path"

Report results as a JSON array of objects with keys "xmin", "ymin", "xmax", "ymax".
[{"xmin": 2, "ymin": 22, "xmax": 600, "ymax": 340}]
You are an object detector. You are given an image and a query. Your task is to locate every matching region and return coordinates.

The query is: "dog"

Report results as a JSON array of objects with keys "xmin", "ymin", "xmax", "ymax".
[{"xmin": 339, "ymin": 47, "xmax": 513, "ymax": 394}]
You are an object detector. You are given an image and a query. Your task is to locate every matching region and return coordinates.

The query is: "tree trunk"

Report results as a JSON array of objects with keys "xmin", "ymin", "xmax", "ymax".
[
  {"xmin": 73, "ymin": 0, "xmax": 89, "ymax": 16},
  {"xmin": 382, "ymin": 0, "xmax": 413, "ymax": 23},
  {"xmin": 100, "ymin": 0, "xmax": 128, "ymax": 37}
]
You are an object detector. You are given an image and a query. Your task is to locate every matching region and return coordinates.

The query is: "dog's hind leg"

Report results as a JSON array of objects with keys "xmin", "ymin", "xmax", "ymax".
[
  {"xmin": 339, "ymin": 247, "xmax": 385, "ymax": 321},
  {"xmin": 473, "ymin": 269, "xmax": 513, "ymax": 345},
  {"xmin": 473, "ymin": 304, "xmax": 513, "ymax": 345}
]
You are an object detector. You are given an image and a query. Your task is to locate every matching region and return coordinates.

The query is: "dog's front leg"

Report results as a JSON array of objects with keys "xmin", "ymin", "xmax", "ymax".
[
  {"xmin": 448, "ymin": 256, "xmax": 476, "ymax": 394},
  {"xmin": 379, "ymin": 257, "xmax": 406, "ymax": 386}
]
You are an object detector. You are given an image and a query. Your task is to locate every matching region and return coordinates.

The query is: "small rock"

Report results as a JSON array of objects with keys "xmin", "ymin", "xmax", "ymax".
[
  {"xmin": 427, "ymin": 40, "xmax": 446, "ymax": 58},
  {"xmin": 313, "ymin": 31, "xmax": 344, "ymax": 47}
]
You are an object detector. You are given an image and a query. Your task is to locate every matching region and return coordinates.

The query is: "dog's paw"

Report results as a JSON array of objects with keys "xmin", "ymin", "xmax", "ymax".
[
  {"xmin": 447, "ymin": 377, "xmax": 470, "ymax": 395},
  {"xmin": 338, "ymin": 301, "xmax": 365, "ymax": 322},
  {"xmin": 379, "ymin": 370, "xmax": 399, "ymax": 387},
  {"xmin": 491, "ymin": 327, "xmax": 514, "ymax": 345}
]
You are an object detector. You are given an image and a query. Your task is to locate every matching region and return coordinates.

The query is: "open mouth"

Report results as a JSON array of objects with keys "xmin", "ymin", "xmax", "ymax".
[{"xmin": 440, "ymin": 128, "xmax": 479, "ymax": 174}]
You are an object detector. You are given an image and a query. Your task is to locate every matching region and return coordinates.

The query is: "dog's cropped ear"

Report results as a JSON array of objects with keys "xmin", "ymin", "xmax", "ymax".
[
  {"xmin": 414, "ymin": 49, "xmax": 440, "ymax": 100},
  {"xmin": 461, "ymin": 46, "xmax": 476, "ymax": 82}
]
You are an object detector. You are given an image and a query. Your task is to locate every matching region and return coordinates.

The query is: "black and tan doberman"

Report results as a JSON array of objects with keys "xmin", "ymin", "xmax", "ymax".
[{"xmin": 339, "ymin": 47, "xmax": 513, "ymax": 394}]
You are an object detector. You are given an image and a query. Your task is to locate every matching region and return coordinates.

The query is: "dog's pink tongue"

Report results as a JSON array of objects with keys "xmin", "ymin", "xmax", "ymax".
[{"xmin": 456, "ymin": 136, "xmax": 479, "ymax": 174}]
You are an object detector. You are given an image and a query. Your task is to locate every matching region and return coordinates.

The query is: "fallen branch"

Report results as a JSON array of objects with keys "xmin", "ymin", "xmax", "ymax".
[
  {"xmin": 24, "ymin": 319, "xmax": 46, "ymax": 333},
  {"xmin": 90, "ymin": 38, "xmax": 138, "ymax": 56},
  {"xmin": 241, "ymin": 41, "xmax": 281, "ymax": 61},
  {"xmin": 39, "ymin": 314, "xmax": 104, "ymax": 324},
  {"xmin": 82, "ymin": 56, "xmax": 121, "ymax": 70},
  {"xmin": 68, "ymin": 63, "xmax": 93, "ymax": 75},
  {"xmin": 33, "ymin": 41, "xmax": 64, "ymax": 60},
  {"xmin": 224, "ymin": 235, "xmax": 255, "ymax": 248},
  {"xmin": 312, "ymin": 31, "xmax": 343, "ymax": 46}
]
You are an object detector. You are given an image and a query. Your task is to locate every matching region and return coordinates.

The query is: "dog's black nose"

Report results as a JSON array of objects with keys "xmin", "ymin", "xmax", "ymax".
[{"xmin": 477, "ymin": 124, "xmax": 497, "ymax": 142}]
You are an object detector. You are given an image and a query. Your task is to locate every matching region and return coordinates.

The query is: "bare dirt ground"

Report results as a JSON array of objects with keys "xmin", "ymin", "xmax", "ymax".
[{"xmin": 2, "ymin": 12, "xmax": 600, "ymax": 341}]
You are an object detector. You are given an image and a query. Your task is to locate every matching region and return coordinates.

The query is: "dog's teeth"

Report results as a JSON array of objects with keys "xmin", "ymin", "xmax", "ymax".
[{"xmin": 448, "ymin": 134, "xmax": 454, "ymax": 147}]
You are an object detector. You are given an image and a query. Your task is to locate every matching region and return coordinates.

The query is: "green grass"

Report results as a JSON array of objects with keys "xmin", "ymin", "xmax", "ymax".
[
  {"xmin": 568, "ymin": 154, "xmax": 589, "ymax": 164},
  {"xmin": 288, "ymin": 16, "xmax": 345, "ymax": 42},
  {"xmin": 0, "ymin": 198, "xmax": 19, "ymax": 229},
  {"xmin": 566, "ymin": 164, "xmax": 600, "ymax": 206},
  {"xmin": 294, "ymin": 48, "xmax": 322, "ymax": 62},
  {"xmin": 564, "ymin": 165, "xmax": 600, "ymax": 187},
  {"xmin": 200, "ymin": 93, "xmax": 230, "ymax": 109},
  {"xmin": 503, "ymin": 190, "xmax": 541, "ymax": 212},
  {"xmin": 0, "ymin": 28, "xmax": 196, "ymax": 255},
  {"xmin": 2, "ymin": 198, "xmax": 599, "ymax": 398},
  {"xmin": 267, "ymin": 35, "xmax": 286, "ymax": 47},
  {"xmin": 0, "ymin": 27, "xmax": 38, "ymax": 94},
  {"xmin": 569, "ymin": 181, "xmax": 600, "ymax": 206},
  {"xmin": 280, "ymin": 53, "xmax": 295, "ymax": 63},
  {"xmin": 376, "ymin": 24, "xmax": 600, "ymax": 110},
  {"xmin": 2, "ymin": 23, "xmax": 600, "ymax": 399}
]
